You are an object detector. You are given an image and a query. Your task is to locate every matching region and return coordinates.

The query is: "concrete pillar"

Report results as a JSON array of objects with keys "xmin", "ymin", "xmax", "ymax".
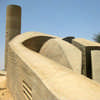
[{"xmin": 5, "ymin": 5, "xmax": 21, "ymax": 70}]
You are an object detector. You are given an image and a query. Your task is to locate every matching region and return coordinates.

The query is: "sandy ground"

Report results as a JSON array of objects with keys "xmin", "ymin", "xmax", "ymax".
[
  {"xmin": 0, "ymin": 71, "xmax": 13, "ymax": 100},
  {"xmin": 0, "ymin": 88, "xmax": 13, "ymax": 100}
]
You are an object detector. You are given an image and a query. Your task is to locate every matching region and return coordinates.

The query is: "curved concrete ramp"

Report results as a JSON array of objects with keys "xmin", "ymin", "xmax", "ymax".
[
  {"xmin": 7, "ymin": 32, "xmax": 100, "ymax": 100},
  {"xmin": 40, "ymin": 38, "xmax": 82, "ymax": 73}
]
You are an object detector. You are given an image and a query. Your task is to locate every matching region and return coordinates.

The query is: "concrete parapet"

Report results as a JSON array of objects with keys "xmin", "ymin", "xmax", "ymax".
[{"xmin": 72, "ymin": 38, "xmax": 100, "ymax": 79}]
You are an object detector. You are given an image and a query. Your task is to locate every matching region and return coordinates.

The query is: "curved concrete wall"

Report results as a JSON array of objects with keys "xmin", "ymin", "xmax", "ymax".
[
  {"xmin": 40, "ymin": 38, "xmax": 82, "ymax": 73},
  {"xmin": 7, "ymin": 32, "xmax": 100, "ymax": 100}
]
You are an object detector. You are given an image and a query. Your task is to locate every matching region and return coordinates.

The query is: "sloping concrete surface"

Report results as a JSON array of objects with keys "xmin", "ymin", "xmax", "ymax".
[{"xmin": 40, "ymin": 38, "xmax": 82, "ymax": 73}]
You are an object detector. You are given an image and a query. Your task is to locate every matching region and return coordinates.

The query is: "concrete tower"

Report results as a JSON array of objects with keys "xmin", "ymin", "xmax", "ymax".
[{"xmin": 5, "ymin": 5, "xmax": 21, "ymax": 70}]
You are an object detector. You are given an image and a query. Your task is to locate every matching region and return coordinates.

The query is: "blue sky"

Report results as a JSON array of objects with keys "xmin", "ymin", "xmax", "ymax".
[{"xmin": 0, "ymin": 0, "xmax": 100, "ymax": 69}]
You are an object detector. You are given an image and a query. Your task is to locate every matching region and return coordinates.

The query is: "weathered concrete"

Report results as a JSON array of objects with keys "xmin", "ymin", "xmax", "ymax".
[
  {"xmin": 5, "ymin": 5, "xmax": 21, "ymax": 70},
  {"xmin": 91, "ymin": 50, "xmax": 100, "ymax": 83},
  {"xmin": 7, "ymin": 32, "xmax": 100, "ymax": 100},
  {"xmin": 40, "ymin": 38, "xmax": 82, "ymax": 73},
  {"xmin": 72, "ymin": 38, "xmax": 100, "ymax": 79}
]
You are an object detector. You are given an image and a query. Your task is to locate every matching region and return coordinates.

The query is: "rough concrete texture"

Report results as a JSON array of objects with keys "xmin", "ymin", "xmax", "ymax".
[
  {"xmin": 72, "ymin": 38, "xmax": 100, "ymax": 79},
  {"xmin": 40, "ymin": 38, "xmax": 82, "ymax": 74},
  {"xmin": 5, "ymin": 5, "xmax": 21, "ymax": 70},
  {"xmin": 91, "ymin": 50, "xmax": 100, "ymax": 83},
  {"xmin": 7, "ymin": 32, "xmax": 100, "ymax": 100}
]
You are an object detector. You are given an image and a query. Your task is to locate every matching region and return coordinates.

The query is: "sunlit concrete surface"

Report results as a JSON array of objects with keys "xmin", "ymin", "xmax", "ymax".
[
  {"xmin": 6, "ymin": 32, "xmax": 100, "ymax": 100},
  {"xmin": 1, "ymin": 4, "xmax": 100, "ymax": 100}
]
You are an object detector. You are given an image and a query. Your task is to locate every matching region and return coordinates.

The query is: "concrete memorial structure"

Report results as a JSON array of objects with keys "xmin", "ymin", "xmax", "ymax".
[
  {"xmin": 7, "ymin": 32, "xmax": 100, "ymax": 100},
  {"xmin": 0, "ymin": 4, "xmax": 100, "ymax": 100}
]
